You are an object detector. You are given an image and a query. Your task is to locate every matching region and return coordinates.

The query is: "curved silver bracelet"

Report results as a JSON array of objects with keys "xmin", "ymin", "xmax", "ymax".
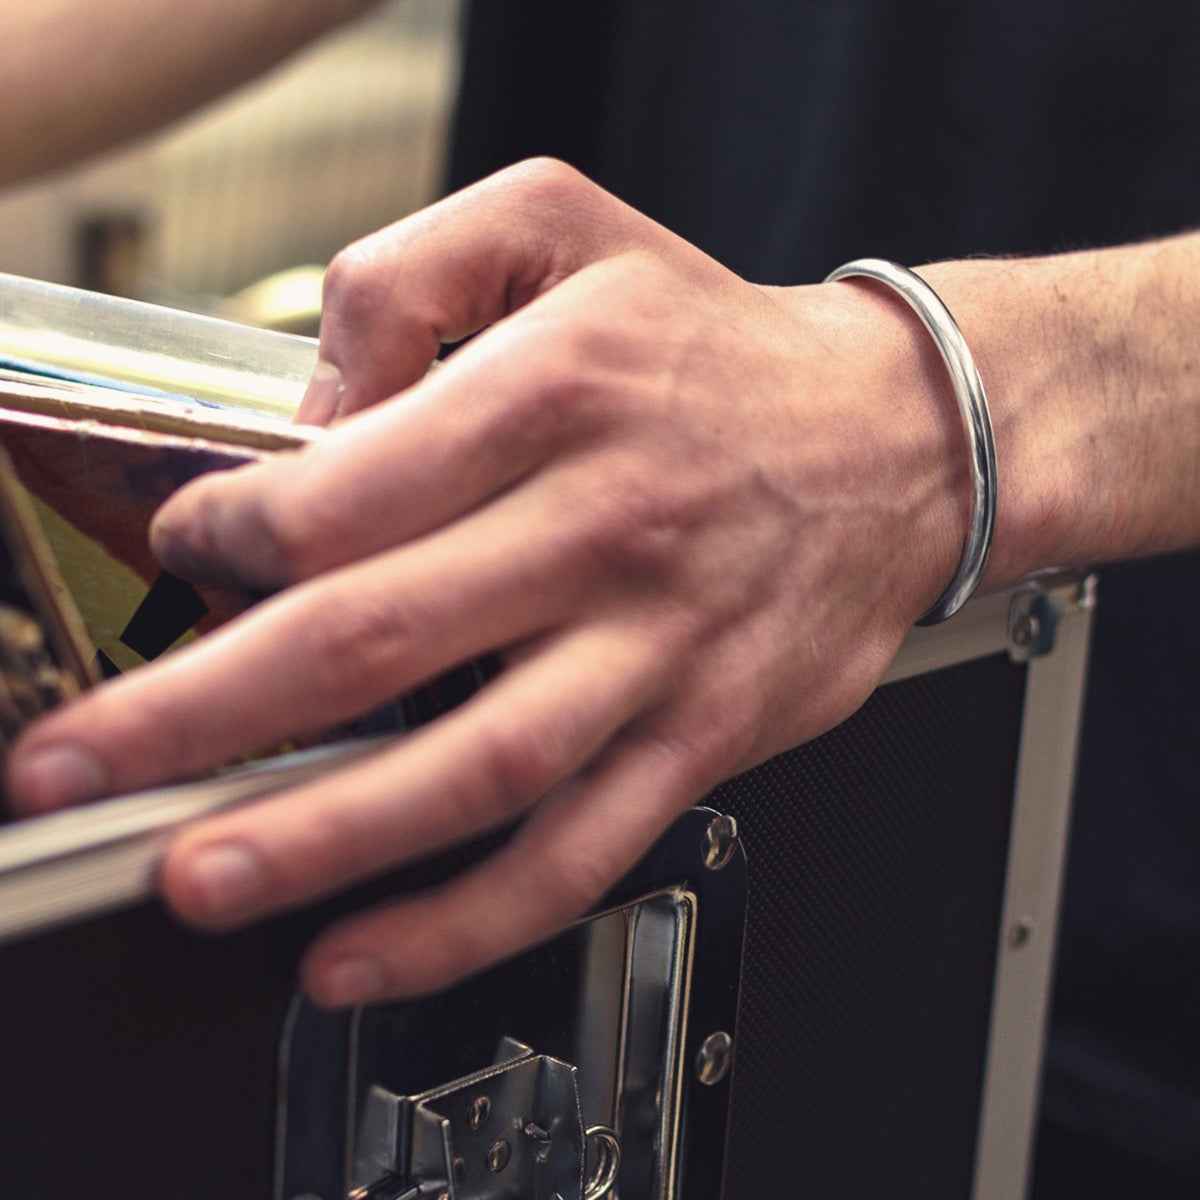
[{"xmin": 824, "ymin": 257, "xmax": 997, "ymax": 625}]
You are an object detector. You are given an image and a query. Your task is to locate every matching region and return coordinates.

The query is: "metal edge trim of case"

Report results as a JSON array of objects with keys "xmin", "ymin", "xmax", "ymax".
[
  {"xmin": 0, "ymin": 737, "xmax": 396, "ymax": 943},
  {"xmin": 882, "ymin": 588, "xmax": 1013, "ymax": 686},
  {"xmin": 882, "ymin": 572, "xmax": 1087, "ymax": 687},
  {"xmin": 0, "ymin": 578, "xmax": 1069, "ymax": 942},
  {"xmin": 968, "ymin": 582, "xmax": 1094, "ymax": 1200}
]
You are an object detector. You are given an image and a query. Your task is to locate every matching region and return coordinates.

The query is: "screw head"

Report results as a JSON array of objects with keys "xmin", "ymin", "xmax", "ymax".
[
  {"xmin": 701, "ymin": 814, "xmax": 739, "ymax": 871},
  {"xmin": 468, "ymin": 1094, "xmax": 491, "ymax": 1131},
  {"xmin": 695, "ymin": 1030, "xmax": 734, "ymax": 1085},
  {"xmin": 1008, "ymin": 919, "xmax": 1034, "ymax": 949},
  {"xmin": 486, "ymin": 1139, "xmax": 512, "ymax": 1173}
]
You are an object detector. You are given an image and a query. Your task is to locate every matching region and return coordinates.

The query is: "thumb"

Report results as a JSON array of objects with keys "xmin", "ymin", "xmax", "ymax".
[{"xmin": 300, "ymin": 158, "xmax": 650, "ymax": 421}]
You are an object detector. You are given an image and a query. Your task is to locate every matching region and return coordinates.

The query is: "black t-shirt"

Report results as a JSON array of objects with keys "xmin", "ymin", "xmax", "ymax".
[{"xmin": 449, "ymin": 0, "xmax": 1200, "ymax": 1179}]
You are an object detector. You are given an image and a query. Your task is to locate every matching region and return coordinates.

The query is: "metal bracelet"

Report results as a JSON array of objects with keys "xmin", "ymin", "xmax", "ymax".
[{"xmin": 824, "ymin": 257, "xmax": 997, "ymax": 625}]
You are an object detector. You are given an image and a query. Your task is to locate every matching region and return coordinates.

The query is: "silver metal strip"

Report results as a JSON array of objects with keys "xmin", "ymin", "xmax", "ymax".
[
  {"xmin": 970, "ymin": 584, "xmax": 1094, "ymax": 1200},
  {"xmin": 883, "ymin": 572, "xmax": 1091, "ymax": 686},
  {"xmin": 0, "ymin": 271, "xmax": 318, "ymax": 416},
  {"xmin": 882, "ymin": 586, "xmax": 1013, "ymax": 686},
  {"xmin": 0, "ymin": 737, "xmax": 393, "ymax": 943}
]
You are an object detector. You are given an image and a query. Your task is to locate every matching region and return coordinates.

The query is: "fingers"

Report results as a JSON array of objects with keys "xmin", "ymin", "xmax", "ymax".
[
  {"xmin": 156, "ymin": 619, "xmax": 669, "ymax": 938},
  {"xmin": 153, "ymin": 291, "xmax": 601, "ymax": 590},
  {"xmin": 297, "ymin": 732, "xmax": 694, "ymax": 1004},
  {"xmin": 154, "ymin": 354, "xmax": 540, "ymax": 590},
  {"xmin": 297, "ymin": 158, "xmax": 658, "ymax": 421},
  {"xmin": 6, "ymin": 478, "xmax": 611, "ymax": 811},
  {"xmin": 152, "ymin": 250, "xmax": 687, "ymax": 593}
]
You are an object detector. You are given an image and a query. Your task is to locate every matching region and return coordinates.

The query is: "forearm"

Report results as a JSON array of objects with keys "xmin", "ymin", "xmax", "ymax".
[
  {"xmin": 0, "ymin": 0, "xmax": 381, "ymax": 187},
  {"xmin": 832, "ymin": 238, "xmax": 1200, "ymax": 591},
  {"xmin": 937, "ymin": 239, "xmax": 1200, "ymax": 581}
]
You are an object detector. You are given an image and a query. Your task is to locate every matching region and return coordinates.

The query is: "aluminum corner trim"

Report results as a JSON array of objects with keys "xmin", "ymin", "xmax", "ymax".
[{"xmin": 970, "ymin": 586, "xmax": 1094, "ymax": 1200}]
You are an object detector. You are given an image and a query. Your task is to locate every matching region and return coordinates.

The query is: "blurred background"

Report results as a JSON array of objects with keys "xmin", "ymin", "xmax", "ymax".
[{"xmin": 0, "ymin": 0, "xmax": 462, "ymax": 333}]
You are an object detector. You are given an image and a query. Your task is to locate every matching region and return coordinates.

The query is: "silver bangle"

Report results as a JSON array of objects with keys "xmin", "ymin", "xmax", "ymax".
[{"xmin": 824, "ymin": 257, "xmax": 997, "ymax": 625}]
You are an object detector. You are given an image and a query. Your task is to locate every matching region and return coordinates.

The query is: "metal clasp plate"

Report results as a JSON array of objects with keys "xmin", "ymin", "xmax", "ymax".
[
  {"xmin": 351, "ymin": 1035, "xmax": 614, "ymax": 1200},
  {"xmin": 277, "ymin": 808, "xmax": 747, "ymax": 1200}
]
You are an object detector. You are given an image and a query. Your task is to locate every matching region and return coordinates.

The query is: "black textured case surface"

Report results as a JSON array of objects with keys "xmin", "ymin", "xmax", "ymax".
[
  {"xmin": 714, "ymin": 652, "xmax": 1027, "ymax": 1200},
  {"xmin": 0, "ymin": 653, "xmax": 1026, "ymax": 1199}
]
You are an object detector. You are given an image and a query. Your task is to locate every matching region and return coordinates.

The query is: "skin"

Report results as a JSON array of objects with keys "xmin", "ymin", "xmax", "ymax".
[
  {"xmin": 0, "ymin": 0, "xmax": 381, "ymax": 186},
  {"xmin": 7, "ymin": 161, "xmax": 1200, "ymax": 1006}
]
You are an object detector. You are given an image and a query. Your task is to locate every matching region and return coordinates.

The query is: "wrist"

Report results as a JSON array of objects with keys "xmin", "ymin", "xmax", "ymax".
[
  {"xmin": 770, "ymin": 275, "xmax": 975, "ymax": 627},
  {"xmin": 825, "ymin": 260, "xmax": 996, "ymax": 623}
]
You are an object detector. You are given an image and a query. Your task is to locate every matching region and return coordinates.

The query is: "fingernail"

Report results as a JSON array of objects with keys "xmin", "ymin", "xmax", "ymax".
[
  {"xmin": 13, "ymin": 746, "xmax": 107, "ymax": 813},
  {"xmin": 313, "ymin": 957, "xmax": 387, "ymax": 1008},
  {"xmin": 184, "ymin": 844, "xmax": 266, "ymax": 918},
  {"xmin": 296, "ymin": 359, "xmax": 345, "ymax": 426}
]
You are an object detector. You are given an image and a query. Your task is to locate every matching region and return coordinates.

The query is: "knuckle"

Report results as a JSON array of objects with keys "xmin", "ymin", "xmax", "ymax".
[
  {"xmin": 274, "ymin": 799, "xmax": 376, "ymax": 888},
  {"xmin": 245, "ymin": 485, "xmax": 322, "ymax": 583},
  {"xmin": 498, "ymin": 156, "xmax": 590, "ymax": 210},
  {"xmin": 577, "ymin": 472, "xmax": 692, "ymax": 580},
  {"xmin": 504, "ymin": 358, "xmax": 590, "ymax": 440},
  {"xmin": 461, "ymin": 721, "xmax": 553, "ymax": 825},
  {"xmin": 244, "ymin": 448, "xmax": 388, "ymax": 583},
  {"xmin": 322, "ymin": 242, "xmax": 380, "ymax": 314},
  {"xmin": 269, "ymin": 465, "xmax": 360, "ymax": 578},
  {"xmin": 288, "ymin": 585, "xmax": 420, "ymax": 701},
  {"xmin": 320, "ymin": 243, "xmax": 400, "ymax": 349},
  {"xmin": 494, "ymin": 326, "xmax": 630, "ymax": 444},
  {"xmin": 537, "ymin": 844, "xmax": 615, "ymax": 924},
  {"xmin": 109, "ymin": 683, "xmax": 206, "ymax": 780},
  {"xmin": 549, "ymin": 314, "xmax": 629, "ymax": 384}
]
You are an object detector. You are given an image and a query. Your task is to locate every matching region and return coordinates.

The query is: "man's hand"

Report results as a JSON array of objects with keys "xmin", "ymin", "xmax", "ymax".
[{"xmin": 5, "ymin": 160, "xmax": 974, "ymax": 1004}]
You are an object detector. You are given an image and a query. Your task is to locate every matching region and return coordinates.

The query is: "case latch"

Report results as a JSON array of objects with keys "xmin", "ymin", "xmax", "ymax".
[
  {"xmin": 351, "ymin": 1037, "xmax": 618, "ymax": 1200},
  {"xmin": 279, "ymin": 808, "xmax": 747, "ymax": 1200}
]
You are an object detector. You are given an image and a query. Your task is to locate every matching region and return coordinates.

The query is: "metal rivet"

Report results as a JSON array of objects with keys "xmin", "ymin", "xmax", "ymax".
[
  {"xmin": 486, "ymin": 1139, "xmax": 512, "ymax": 1172},
  {"xmin": 1011, "ymin": 613, "xmax": 1040, "ymax": 648},
  {"xmin": 468, "ymin": 1094, "xmax": 491, "ymax": 1130},
  {"xmin": 437, "ymin": 1192, "xmax": 450, "ymax": 1200},
  {"xmin": 695, "ymin": 1031, "xmax": 733, "ymax": 1085},
  {"xmin": 1008, "ymin": 919, "xmax": 1034, "ymax": 949},
  {"xmin": 701, "ymin": 814, "xmax": 739, "ymax": 871},
  {"xmin": 452, "ymin": 1156, "xmax": 466, "ymax": 1184}
]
